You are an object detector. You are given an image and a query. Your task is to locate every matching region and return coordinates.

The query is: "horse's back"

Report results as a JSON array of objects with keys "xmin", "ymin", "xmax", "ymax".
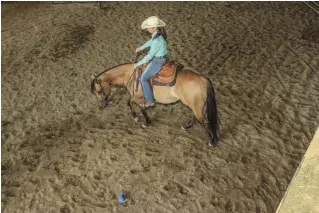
[
  {"xmin": 152, "ymin": 68, "xmax": 207, "ymax": 105},
  {"xmin": 175, "ymin": 69, "xmax": 207, "ymax": 93},
  {"xmin": 174, "ymin": 69, "xmax": 208, "ymax": 107}
]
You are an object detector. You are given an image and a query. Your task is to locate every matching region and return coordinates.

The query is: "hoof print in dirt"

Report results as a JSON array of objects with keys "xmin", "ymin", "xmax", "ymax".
[{"xmin": 60, "ymin": 204, "xmax": 72, "ymax": 213}]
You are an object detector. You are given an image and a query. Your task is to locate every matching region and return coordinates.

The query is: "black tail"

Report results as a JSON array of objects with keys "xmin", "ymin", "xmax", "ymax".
[{"xmin": 205, "ymin": 78, "xmax": 220, "ymax": 146}]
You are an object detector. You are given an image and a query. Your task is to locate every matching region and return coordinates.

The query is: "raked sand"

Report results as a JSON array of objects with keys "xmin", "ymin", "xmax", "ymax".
[{"xmin": 1, "ymin": 2, "xmax": 319, "ymax": 213}]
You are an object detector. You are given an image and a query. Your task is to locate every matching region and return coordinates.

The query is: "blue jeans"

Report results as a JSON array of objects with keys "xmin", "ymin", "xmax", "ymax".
[{"xmin": 140, "ymin": 57, "xmax": 166, "ymax": 104}]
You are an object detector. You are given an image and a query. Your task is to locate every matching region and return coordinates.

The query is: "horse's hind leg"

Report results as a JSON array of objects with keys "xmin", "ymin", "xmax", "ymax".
[
  {"xmin": 182, "ymin": 99, "xmax": 214, "ymax": 146},
  {"xmin": 193, "ymin": 109, "xmax": 215, "ymax": 146},
  {"xmin": 181, "ymin": 116, "xmax": 196, "ymax": 131},
  {"xmin": 127, "ymin": 98, "xmax": 139, "ymax": 122}
]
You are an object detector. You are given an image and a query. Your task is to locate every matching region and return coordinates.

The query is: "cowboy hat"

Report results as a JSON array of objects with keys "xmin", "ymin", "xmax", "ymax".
[{"xmin": 141, "ymin": 16, "xmax": 166, "ymax": 29}]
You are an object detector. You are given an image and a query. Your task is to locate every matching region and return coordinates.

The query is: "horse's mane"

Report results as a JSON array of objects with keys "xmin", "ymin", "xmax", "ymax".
[
  {"xmin": 95, "ymin": 63, "xmax": 131, "ymax": 78},
  {"xmin": 90, "ymin": 63, "xmax": 131, "ymax": 93}
]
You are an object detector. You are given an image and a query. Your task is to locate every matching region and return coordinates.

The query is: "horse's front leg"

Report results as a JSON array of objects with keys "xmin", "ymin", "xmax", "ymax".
[
  {"xmin": 127, "ymin": 97, "xmax": 139, "ymax": 122},
  {"xmin": 140, "ymin": 108, "xmax": 151, "ymax": 128},
  {"xmin": 133, "ymin": 96, "xmax": 152, "ymax": 128}
]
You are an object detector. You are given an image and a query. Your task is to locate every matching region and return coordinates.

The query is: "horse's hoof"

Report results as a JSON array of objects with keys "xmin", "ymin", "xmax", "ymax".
[
  {"xmin": 181, "ymin": 126, "xmax": 186, "ymax": 131},
  {"xmin": 141, "ymin": 124, "xmax": 147, "ymax": 128},
  {"xmin": 134, "ymin": 117, "xmax": 139, "ymax": 123},
  {"xmin": 207, "ymin": 142, "xmax": 217, "ymax": 148}
]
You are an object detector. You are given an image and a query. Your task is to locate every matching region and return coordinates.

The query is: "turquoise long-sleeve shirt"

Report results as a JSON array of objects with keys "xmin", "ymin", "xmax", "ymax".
[{"xmin": 136, "ymin": 31, "xmax": 168, "ymax": 66}]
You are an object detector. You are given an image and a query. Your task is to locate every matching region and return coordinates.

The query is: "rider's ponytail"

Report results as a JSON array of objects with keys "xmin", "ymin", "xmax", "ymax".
[{"xmin": 154, "ymin": 28, "xmax": 167, "ymax": 40}]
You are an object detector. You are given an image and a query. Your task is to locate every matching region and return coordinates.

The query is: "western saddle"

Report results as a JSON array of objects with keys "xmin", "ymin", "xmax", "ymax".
[{"xmin": 135, "ymin": 60, "xmax": 184, "ymax": 92}]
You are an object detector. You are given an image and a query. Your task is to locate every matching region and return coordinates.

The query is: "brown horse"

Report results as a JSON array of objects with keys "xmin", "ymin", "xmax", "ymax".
[{"xmin": 90, "ymin": 61, "xmax": 220, "ymax": 146}]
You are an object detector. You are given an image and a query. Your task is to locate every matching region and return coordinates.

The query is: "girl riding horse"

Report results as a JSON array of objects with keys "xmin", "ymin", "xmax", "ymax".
[
  {"xmin": 90, "ymin": 16, "xmax": 220, "ymax": 146},
  {"xmin": 134, "ymin": 16, "xmax": 168, "ymax": 108}
]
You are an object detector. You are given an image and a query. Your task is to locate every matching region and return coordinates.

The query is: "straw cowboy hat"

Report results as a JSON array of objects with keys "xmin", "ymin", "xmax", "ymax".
[{"xmin": 141, "ymin": 16, "xmax": 166, "ymax": 29}]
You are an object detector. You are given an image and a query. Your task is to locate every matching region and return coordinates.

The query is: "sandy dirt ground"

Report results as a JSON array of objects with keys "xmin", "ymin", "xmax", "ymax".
[{"xmin": 1, "ymin": 2, "xmax": 319, "ymax": 213}]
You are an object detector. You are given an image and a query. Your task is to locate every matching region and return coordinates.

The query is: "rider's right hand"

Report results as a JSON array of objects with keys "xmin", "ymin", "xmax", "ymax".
[{"xmin": 135, "ymin": 47, "xmax": 140, "ymax": 53}]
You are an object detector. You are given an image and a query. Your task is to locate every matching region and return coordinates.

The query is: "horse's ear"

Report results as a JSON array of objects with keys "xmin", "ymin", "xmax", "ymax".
[{"xmin": 91, "ymin": 75, "xmax": 95, "ymax": 80}]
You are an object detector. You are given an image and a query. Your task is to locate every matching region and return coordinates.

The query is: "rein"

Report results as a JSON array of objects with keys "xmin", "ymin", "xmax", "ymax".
[{"xmin": 98, "ymin": 53, "xmax": 140, "ymax": 103}]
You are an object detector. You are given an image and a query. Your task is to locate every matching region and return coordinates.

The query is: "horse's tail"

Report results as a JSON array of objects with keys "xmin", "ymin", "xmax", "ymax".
[{"xmin": 204, "ymin": 77, "xmax": 220, "ymax": 146}]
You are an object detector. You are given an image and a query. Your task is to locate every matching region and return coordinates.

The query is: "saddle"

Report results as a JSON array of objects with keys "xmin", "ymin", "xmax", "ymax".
[{"xmin": 135, "ymin": 60, "xmax": 184, "ymax": 92}]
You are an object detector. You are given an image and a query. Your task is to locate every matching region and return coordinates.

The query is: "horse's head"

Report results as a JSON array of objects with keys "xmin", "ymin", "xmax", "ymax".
[{"xmin": 90, "ymin": 75, "xmax": 111, "ymax": 109}]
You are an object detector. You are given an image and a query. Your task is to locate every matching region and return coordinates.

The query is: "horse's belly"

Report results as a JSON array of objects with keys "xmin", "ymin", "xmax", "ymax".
[{"xmin": 153, "ymin": 86, "xmax": 179, "ymax": 104}]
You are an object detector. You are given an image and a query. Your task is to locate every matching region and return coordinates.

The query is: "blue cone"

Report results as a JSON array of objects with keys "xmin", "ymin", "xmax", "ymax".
[{"xmin": 119, "ymin": 192, "xmax": 127, "ymax": 204}]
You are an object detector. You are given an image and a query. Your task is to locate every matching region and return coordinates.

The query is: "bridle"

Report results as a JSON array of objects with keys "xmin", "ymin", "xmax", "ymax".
[
  {"xmin": 95, "ymin": 78, "xmax": 107, "ymax": 97},
  {"xmin": 92, "ymin": 77, "xmax": 109, "ymax": 107}
]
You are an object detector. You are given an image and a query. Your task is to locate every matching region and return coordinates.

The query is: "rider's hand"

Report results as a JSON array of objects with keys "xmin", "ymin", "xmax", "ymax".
[
  {"xmin": 133, "ymin": 63, "xmax": 138, "ymax": 69},
  {"xmin": 135, "ymin": 47, "xmax": 140, "ymax": 53}
]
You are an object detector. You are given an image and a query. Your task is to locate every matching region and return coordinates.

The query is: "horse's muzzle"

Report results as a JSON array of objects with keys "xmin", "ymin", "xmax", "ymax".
[{"xmin": 100, "ymin": 99, "xmax": 108, "ymax": 108}]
